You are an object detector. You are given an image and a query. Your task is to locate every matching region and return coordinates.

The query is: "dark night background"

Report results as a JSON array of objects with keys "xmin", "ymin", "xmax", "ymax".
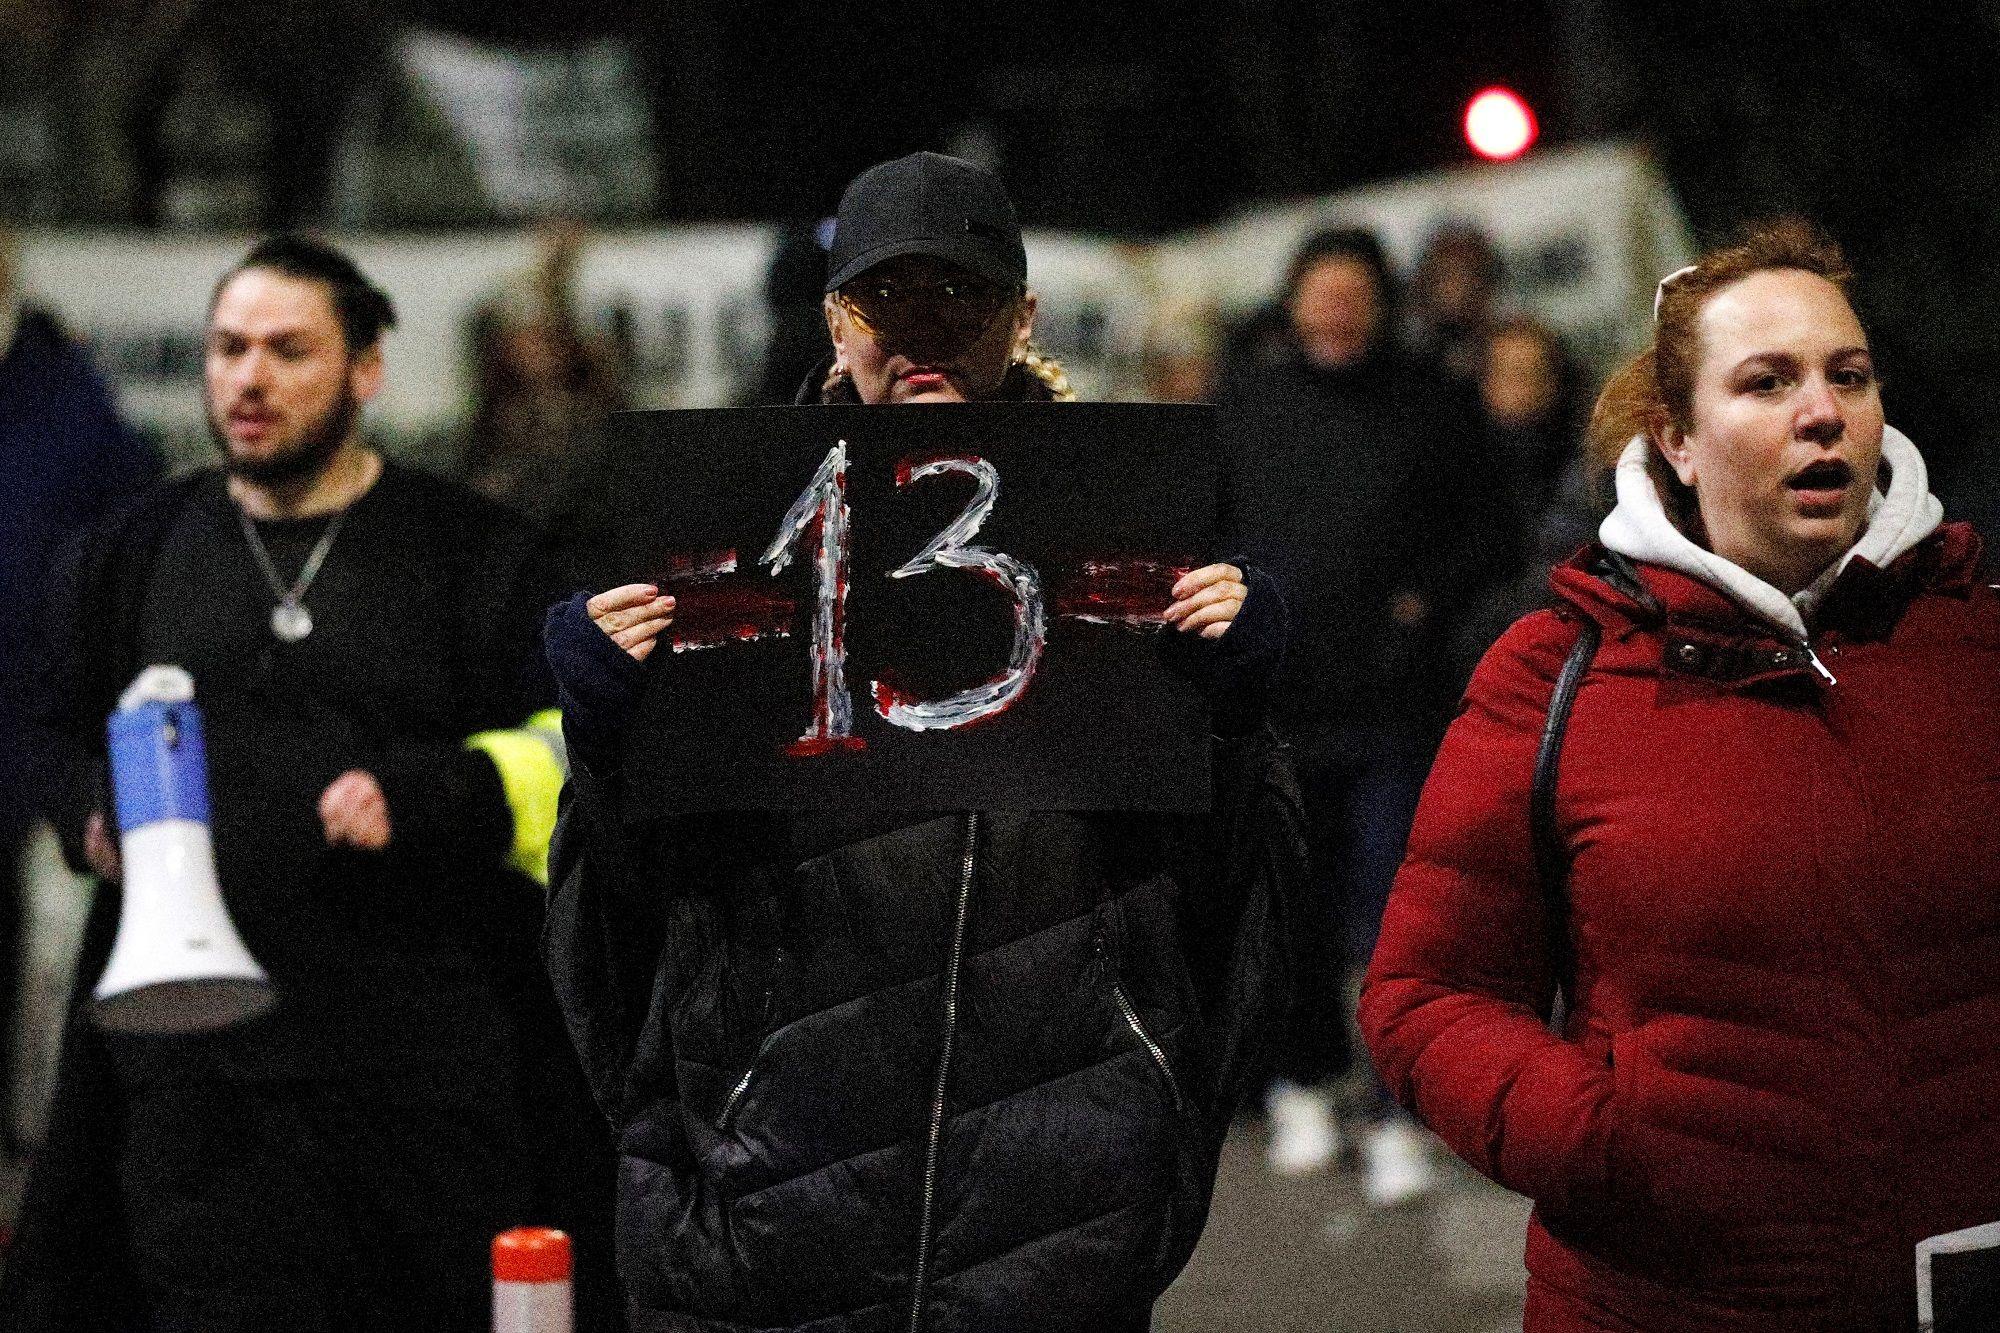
[
  {"xmin": 3, "ymin": 2, "xmax": 1998, "ymax": 509},
  {"xmin": 405, "ymin": 1, "xmax": 2000, "ymax": 517}
]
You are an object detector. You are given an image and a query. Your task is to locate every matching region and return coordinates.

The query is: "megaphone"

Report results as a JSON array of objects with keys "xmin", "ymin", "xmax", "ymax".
[{"xmin": 94, "ymin": 665, "xmax": 275, "ymax": 1035}]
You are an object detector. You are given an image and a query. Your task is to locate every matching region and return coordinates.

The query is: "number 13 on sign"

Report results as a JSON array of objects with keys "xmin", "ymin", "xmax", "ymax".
[{"xmin": 758, "ymin": 442, "xmax": 1047, "ymax": 755}]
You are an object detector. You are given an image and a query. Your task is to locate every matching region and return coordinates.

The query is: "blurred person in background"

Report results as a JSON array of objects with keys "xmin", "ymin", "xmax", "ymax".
[
  {"xmin": 0, "ymin": 227, "xmax": 158, "ymax": 1160},
  {"xmin": 748, "ymin": 219, "xmax": 839, "ymax": 406},
  {"xmin": 1408, "ymin": 220, "xmax": 1502, "ymax": 396},
  {"xmin": 1364, "ymin": 220, "xmax": 2000, "ymax": 1330},
  {"xmin": 1447, "ymin": 315, "xmax": 1603, "ymax": 692},
  {"xmin": 113, "ymin": 0, "xmax": 388, "ymax": 226},
  {"xmin": 542, "ymin": 151, "xmax": 1303, "ymax": 1333},
  {"xmin": 2, "ymin": 235, "xmax": 617, "ymax": 1332},
  {"xmin": 1215, "ymin": 225, "xmax": 1492, "ymax": 1204},
  {"xmin": 1140, "ymin": 294, "xmax": 1220, "ymax": 404},
  {"xmin": 1481, "ymin": 317, "xmax": 1579, "ymax": 504},
  {"xmin": 462, "ymin": 220, "xmax": 628, "ymax": 530}
]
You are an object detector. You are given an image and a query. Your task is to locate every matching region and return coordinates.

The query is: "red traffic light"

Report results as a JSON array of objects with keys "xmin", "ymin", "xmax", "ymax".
[{"xmin": 1464, "ymin": 87, "xmax": 1538, "ymax": 161}]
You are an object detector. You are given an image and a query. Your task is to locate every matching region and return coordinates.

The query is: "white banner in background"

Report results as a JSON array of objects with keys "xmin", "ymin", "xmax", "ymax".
[
  {"xmin": 1154, "ymin": 142, "xmax": 1694, "ymax": 371},
  {"xmin": 14, "ymin": 228, "xmax": 780, "ymax": 456},
  {"xmin": 13, "ymin": 143, "xmax": 1689, "ymax": 457},
  {"xmin": 12, "ymin": 228, "xmax": 1151, "ymax": 456},
  {"xmin": 399, "ymin": 28, "xmax": 657, "ymax": 221}
]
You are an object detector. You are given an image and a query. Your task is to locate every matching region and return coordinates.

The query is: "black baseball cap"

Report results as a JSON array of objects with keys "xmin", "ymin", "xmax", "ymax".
[{"xmin": 824, "ymin": 152, "xmax": 1027, "ymax": 293}]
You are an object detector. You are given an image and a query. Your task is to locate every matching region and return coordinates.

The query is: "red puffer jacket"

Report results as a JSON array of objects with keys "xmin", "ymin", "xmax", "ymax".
[{"xmin": 1361, "ymin": 523, "xmax": 2000, "ymax": 1332}]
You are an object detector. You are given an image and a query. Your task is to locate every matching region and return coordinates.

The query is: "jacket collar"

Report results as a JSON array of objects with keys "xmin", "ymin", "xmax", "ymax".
[
  {"xmin": 1552, "ymin": 523, "xmax": 1983, "ymax": 687},
  {"xmin": 1596, "ymin": 426, "xmax": 1944, "ymax": 641}
]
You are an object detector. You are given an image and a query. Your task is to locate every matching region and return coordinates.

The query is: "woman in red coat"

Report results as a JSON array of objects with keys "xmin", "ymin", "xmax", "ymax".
[{"xmin": 1360, "ymin": 218, "xmax": 2000, "ymax": 1331}]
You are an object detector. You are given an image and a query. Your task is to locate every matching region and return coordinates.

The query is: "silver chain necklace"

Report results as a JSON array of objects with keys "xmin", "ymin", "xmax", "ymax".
[{"xmin": 237, "ymin": 505, "xmax": 349, "ymax": 643}]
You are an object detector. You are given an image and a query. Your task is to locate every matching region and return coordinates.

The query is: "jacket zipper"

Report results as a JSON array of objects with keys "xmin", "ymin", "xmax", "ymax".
[
  {"xmin": 1111, "ymin": 981, "xmax": 1186, "ymax": 1112},
  {"xmin": 717, "ymin": 1067, "xmax": 756, "ymax": 1129},
  {"xmin": 1799, "ymin": 638, "xmax": 1838, "ymax": 686},
  {"xmin": 717, "ymin": 1027, "xmax": 780, "ymax": 1130},
  {"xmin": 909, "ymin": 812, "xmax": 978, "ymax": 1333}
]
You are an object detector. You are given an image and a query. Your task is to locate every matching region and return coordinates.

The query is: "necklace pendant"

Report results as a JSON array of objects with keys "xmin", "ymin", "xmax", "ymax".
[{"xmin": 271, "ymin": 600, "xmax": 314, "ymax": 643}]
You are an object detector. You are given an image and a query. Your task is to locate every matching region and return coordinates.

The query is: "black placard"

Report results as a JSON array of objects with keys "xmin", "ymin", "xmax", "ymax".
[
  {"xmin": 1921, "ymin": 1226, "xmax": 2000, "ymax": 1333},
  {"xmin": 594, "ymin": 403, "xmax": 1216, "ymax": 812}
]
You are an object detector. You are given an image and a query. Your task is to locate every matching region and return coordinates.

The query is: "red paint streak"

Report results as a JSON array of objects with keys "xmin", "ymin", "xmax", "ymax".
[
  {"xmin": 785, "ymin": 734, "xmax": 867, "ymax": 757},
  {"xmin": 1053, "ymin": 557, "xmax": 1197, "ymax": 628},
  {"xmin": 666, "ymin": 582, "xmax": 796, "ymax": 653},
  {"xmin": 658, "ymin": 548, "xmax": 739, "ymax": 583}
]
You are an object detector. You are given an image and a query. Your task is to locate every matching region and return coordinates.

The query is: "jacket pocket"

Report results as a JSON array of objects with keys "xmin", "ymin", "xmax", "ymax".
[
  {"xmin": 1102, "ymin": 969, "xmax": 1211, "ymax": 1291},
  {"xmin": 1607, "ymin": 1026, "xmax": 1717, "ymax": 1231},
  {"xmin": 1112, "ymin": 979, "xmax": 1187, "ymax": 1114},
  {"xmin": 1597, "ymin": 1028, "xmax": 1722, "ymax": 1281},
  {"xmin": 1605, "ymin": 1029, "xmax": 1641, "ymax": 1211}
]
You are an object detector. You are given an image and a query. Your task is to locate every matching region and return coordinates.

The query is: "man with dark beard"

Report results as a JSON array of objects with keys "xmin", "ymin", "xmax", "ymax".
[{"xmin": 4, "ymin": 236, "xmax": 603, "ymax": 1332}]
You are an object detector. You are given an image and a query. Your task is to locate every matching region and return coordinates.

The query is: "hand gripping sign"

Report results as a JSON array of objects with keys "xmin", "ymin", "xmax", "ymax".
[{"xmin": 594, "ymin": 403, "xmax": 1217, "ymax": 812}]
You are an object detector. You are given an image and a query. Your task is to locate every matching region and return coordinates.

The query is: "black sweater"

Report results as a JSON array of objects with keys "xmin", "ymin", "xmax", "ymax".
[
  {"xmin": 1215, "ymin": 342, "xmax": 1501, "ymax": 759},
  {"xmin": 31, "ymin": 462, "xmax": 560, "ymax": 1080}
]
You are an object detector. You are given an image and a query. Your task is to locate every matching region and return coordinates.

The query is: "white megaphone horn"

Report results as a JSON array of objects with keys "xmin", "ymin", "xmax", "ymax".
[{"xmin": 94, "ymin": 665, "xmax": 275, "ymax": 1034}]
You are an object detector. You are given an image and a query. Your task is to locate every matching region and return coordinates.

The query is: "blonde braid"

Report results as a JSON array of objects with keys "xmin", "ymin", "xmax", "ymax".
[{"xmin": 1019, "ymin": 350, "xmax": 1077, "ymax": 402}]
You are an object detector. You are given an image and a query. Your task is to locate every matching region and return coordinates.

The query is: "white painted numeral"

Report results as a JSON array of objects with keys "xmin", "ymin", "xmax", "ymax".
[
  {"xmin": 873, "ymin": 457, "xmax": 1046, "ymax": 731},
  {"xmin": 758, "ymin": 448, "xmax": 1048, "ymax": 750},
  {"xmin": 759, "ymin": 442, "xmax": 860, "ymax": 753}
]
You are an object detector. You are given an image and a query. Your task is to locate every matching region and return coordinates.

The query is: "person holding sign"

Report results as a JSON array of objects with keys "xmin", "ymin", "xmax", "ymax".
[
  {"xmin": 543, "ymin": 153, "xmax": 1301, "ymax": 1333},
  {"xmin": 1362, "ymin": 220, "xmax": 2000, "ymax": 1330}
]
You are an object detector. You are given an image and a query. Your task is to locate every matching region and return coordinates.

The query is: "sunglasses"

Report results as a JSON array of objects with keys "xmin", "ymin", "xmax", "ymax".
[{"xmin": 835, "ymin": 273, "xmax": 1016, "ymax": 360}]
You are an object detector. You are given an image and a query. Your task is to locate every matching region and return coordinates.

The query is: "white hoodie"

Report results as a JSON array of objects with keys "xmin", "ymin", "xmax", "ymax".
[{"xmin": 1597, "ymin": 426, "xmax": 1944, "ymax": 643}]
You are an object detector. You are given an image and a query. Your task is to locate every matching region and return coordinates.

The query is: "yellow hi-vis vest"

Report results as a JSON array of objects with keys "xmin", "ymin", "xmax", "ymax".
[{"xmin": 465, "ymin": 709, "xmax": 566, "ymax": 884}]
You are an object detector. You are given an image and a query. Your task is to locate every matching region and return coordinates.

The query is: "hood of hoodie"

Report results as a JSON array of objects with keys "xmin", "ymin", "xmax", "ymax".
[{"xmin": 1596, "ymin": 425, "xmax": 1944, "ymax": 641}]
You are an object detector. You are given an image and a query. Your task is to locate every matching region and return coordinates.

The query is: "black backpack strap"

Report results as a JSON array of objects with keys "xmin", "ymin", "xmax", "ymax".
[{"xmin": 1531, "ymin": 616, "xmax": 1600, "ymax": 1012}]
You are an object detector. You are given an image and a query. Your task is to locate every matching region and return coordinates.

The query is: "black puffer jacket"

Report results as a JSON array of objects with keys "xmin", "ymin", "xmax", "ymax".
[
  {"xmin": 546, "ymin": 366, "xmax": 1304, "ymax": 1332},
  {"xmin": 549, "ymin": 743, "xmax": 1301, "ymax": 1333}
]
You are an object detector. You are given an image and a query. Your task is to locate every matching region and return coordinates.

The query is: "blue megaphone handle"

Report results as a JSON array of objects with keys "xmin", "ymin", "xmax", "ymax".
[{"xmin": 108, "ymin": 701, "xmax": 213, "ymax": 830}]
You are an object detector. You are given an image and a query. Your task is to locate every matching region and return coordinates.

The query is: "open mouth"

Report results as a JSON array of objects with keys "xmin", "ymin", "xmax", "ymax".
[
  {"xmin": 1786, "ymin": 458, "xmax": 1854, "ymax": 514},
  {"xmin": 1787, "ymin": 459, "xmax": 1853, "ymax": 492}
]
